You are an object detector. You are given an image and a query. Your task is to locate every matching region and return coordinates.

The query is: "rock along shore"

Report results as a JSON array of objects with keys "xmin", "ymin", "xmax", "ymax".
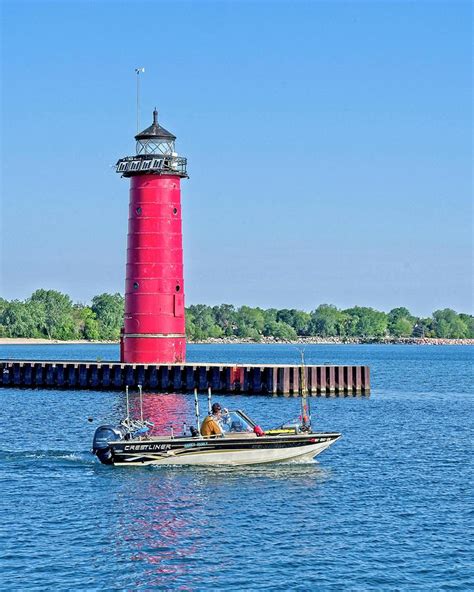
[
  {"xmin": 191, "ymin": 336, "xmax": 474, "ymax": 346},
  {"xmin": 193, "ymin": 337, "xmax": 474, "ymax": 346},
  {"xmin": 0, "ymin": 337, "xmax": 472, "ymax": 346}
]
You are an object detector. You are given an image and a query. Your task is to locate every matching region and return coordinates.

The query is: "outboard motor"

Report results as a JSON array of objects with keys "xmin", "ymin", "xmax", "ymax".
[{"xmin": 92, "ymin": 425, "xmax": 126, "ymax": 465}]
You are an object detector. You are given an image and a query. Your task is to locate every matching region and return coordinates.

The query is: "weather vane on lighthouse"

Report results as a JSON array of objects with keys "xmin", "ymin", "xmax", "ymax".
[
  {"xmin": 115, "ymin": 68, "xmax": 188, "ymax": 364},
  {"xmin": 135, "ymin": 67, "xmax": 145, "ymax": 132}
]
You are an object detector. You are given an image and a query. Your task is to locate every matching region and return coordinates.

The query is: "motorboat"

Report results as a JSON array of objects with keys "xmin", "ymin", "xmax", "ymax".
[{"xmin": 92, "ymin": 386, "xmax": 341, "ymax": 467}]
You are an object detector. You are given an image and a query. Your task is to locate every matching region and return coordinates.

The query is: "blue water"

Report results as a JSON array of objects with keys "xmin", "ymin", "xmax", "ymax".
[{"xmin": 1, "ymin": 344, "xmax": 473, "ymax": 590}]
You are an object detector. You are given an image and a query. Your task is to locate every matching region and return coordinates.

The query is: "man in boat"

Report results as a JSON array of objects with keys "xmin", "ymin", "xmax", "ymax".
[{"xmin": 200, "ymin": 402, "xmax": 224, "ymax": 437}]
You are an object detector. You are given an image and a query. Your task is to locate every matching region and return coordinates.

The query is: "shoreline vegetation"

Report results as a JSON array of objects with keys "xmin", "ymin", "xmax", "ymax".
[{"xmin": 0, "ymin": 289, "xmax": 472, "ymax": 344}]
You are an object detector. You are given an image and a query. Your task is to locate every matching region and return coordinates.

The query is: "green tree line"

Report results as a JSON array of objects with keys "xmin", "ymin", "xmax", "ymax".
[
  {"xmin": 0, "ymin": 290, "xmax": 124, "ymax": 341},
  {"xmin": 0, "ymin": 290, "xmax": 472, "ymax": 341},
  {"xmin": 186, "ymin": 304, "xmax": 473, "ymax": 340}
]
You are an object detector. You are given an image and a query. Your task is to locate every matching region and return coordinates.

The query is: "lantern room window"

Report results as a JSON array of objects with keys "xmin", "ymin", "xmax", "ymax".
[{"xmin": 136, "ymin": 138, "xmax": 175, "ymax": 156}]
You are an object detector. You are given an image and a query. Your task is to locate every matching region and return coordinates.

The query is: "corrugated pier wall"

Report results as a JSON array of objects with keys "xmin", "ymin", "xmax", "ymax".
[{"xmin": 0, "ymin": 360, "xmax": 370, "ymax": 396}]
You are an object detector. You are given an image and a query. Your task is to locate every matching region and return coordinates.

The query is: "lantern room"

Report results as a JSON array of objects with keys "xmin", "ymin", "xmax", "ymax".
[{"xmin": 135, "ymin": 108, "xmax": 176, "ymax": 155}]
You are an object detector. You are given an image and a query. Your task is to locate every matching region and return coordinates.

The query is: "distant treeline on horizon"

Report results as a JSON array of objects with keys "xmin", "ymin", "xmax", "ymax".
[{"xmin": 0, "ymin": 290, "xmax": 472, "ymax": 342}]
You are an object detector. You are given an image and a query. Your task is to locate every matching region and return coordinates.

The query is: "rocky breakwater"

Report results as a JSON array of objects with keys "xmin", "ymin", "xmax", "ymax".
[{"xmin": 192, "ymin": 336, "xmax": 474, "ymax": 346}]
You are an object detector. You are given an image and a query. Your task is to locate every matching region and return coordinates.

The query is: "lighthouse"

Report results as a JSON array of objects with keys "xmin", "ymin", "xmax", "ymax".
[{"xmin": 116, "ymin": 109, "xmax": 188, "ymax": 364}]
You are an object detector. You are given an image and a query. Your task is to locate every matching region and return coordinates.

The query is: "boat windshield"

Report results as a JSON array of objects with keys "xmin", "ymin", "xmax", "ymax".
[{"xmin": 220, "ymin": 410, "xmax": 255, "ymax": 434}]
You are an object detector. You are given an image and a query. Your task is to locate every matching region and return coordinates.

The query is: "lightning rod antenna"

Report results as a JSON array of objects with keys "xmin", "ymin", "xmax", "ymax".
[{"xmin": 135, "ymin": 67, "xmax": 145, "ymax": 133}]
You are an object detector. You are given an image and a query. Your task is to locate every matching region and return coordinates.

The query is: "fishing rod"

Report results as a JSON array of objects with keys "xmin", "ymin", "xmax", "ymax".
[
  {"xmin": 138, "ymin": 384, "xmax": 143, "ymax": 423},
  {"xmin": 299, "ymin": 349, "xmax": 311, "ymax": 431},
  {"xmin": 125, "ymin": 385, "xmax": 130, "ymax": 422},
  {"xmin": 194, "ymin": 388, "xmax": 203, "ymax": 438},
  {"xmin": 207, "ymin": 386, "xmax": 212, "ymax": 415}
]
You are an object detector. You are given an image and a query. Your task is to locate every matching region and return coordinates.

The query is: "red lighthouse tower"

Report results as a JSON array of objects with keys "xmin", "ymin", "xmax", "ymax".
[{"xmin": 116, "ymin": 109, "xmax": 188, "ymax": 364}]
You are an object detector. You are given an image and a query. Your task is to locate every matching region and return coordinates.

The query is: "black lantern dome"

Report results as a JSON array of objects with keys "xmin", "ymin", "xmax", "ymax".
[{"xmin": 135, "ymin": 109, "xmax": 176, "ymax": 156}]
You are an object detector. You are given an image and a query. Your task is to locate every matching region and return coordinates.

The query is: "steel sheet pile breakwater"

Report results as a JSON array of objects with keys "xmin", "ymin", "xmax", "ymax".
[{"xmin": 0, "ymin": 360, "xmax": 369, "ymax": 395}]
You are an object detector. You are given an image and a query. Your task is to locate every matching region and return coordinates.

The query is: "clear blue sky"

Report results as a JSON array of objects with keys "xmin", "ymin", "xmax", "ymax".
[{"xmin": 1, "ymin": 0, "xmax": 472, "ymax": 316}]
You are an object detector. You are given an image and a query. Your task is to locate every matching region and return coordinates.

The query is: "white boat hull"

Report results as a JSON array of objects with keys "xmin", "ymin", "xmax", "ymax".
[{"xmin": 112, "ymin": 436, "xmax": 340, "ymax": 467}]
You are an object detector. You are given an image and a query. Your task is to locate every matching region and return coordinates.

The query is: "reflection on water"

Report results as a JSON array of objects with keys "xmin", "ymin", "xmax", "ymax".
[
  {"xmin": 115, "ymin": 476, "xmax": 209, "ymax": 588},
  {"xmin": 140, "ymin": 393, "xmax": 190, "ymax": 437},
  {"xmin": 110, "ymin": 461, "xmax": 331, "ymax": 589}
]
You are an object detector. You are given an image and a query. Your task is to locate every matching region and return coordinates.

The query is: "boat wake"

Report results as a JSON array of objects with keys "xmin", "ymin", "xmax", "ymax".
[{"xmin": 0, "ymin": 449, "xmax": 95, "ymax": 465}]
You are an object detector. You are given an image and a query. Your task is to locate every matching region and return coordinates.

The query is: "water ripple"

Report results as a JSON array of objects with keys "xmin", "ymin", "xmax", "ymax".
[{"xmin": 0, "ymin": 344, "xmax": 473, "ymax": 590}]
